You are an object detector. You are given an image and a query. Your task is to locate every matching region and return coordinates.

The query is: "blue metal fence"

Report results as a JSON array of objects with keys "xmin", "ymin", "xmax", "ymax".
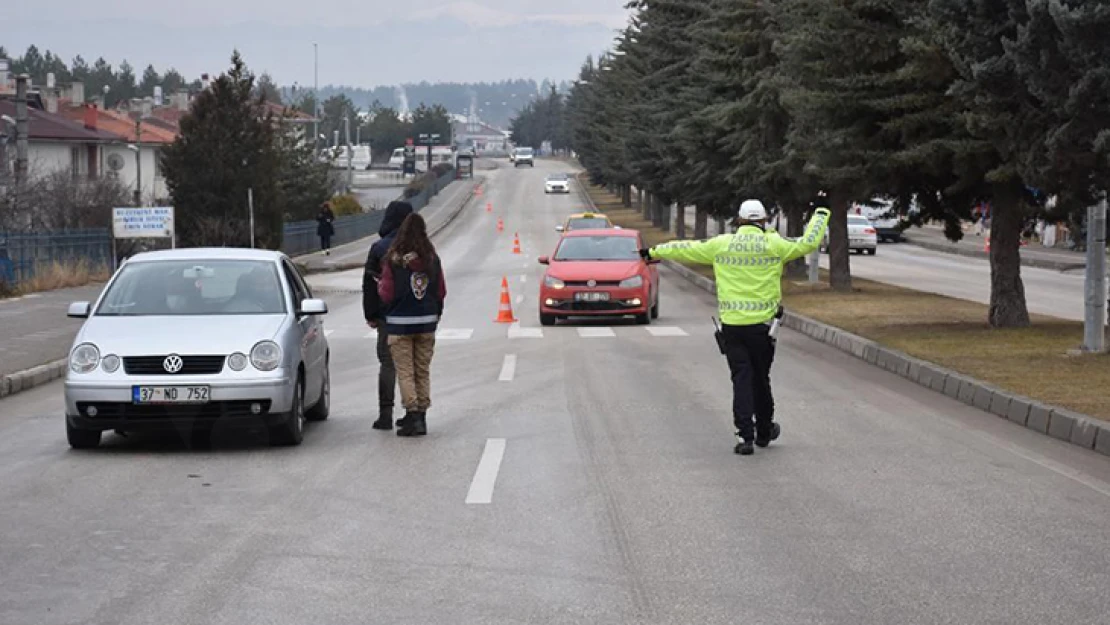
[
  {"xmin": 280, "ymin": 168, "xmax": 458, "ymax": 257},
  {"xmin": 0, "ymin": 229, "xmax": 112, "ymax": 290}
]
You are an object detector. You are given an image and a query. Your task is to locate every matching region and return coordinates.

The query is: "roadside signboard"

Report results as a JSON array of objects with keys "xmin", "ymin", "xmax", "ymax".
[{"xmin": 113, "ymin": 207, "xmax": 175, "ymax": 240}]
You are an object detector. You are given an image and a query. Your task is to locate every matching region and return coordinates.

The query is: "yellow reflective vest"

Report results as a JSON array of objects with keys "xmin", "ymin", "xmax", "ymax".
[{"xmin": 649, "ymin": 208, "xmax": 830, "ymax": 326}]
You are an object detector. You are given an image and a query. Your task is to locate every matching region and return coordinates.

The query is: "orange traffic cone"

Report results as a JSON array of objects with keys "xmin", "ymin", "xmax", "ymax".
[
  {"xmin": 487, "ymin": 202, "xmax": 493, "ymax": 213},
  {"xmin": 476, "ymin": 186, "xmax": 483, "ymax": 197},
  {"xmin": 495, "ymin": 277, "xmax": 518, "ymax": 323},
  {"xmin": 497, "ymin": 217, "xmax": 504, "ymax": 232},
  {"xmin": 512, "ymin": 233, "xmax": 522, "ymax": 255}
]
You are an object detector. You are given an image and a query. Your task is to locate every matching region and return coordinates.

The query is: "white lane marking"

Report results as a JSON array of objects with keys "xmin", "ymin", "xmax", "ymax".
[
  {"xmin": 515, "ymin": 295, "xmax": 524, "ymax": 304},
  {"xmin": 520, "ymin": 274, "xmax": 527, "ymax": 283},
  {"xmin": 508, "ymin": 323, "xmax": 544, "ymax": 339},
  {"xmin": 578, "ymin": 327, "xmax": 615, "ymax": 338},
  {"xmin": 324, "ymin": 329, "xmax": 335, "ymax": 337},
  {"xmin": 466, "ymin": 438, "xmax": 507, "ymax": 504},
  {"xmin": 498, "ymin": 354, "xmax": 517, "ymax": 382},
  {"xmin": 436, "ymin": 328, "xmax": 474, "ymax": 340},
  {"xmin": 646, "ymin": 326, "xmax": 688, "ymax": 337}
]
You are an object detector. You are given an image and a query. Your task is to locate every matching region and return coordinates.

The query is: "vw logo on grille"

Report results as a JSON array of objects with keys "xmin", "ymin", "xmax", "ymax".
[
  {"xmin": 163, "ymin": 354, "xmax": 184, "ymax": 373},
  {"xmin": 587, "ymin": 279, "xmax": 597, "ymax": 287}
]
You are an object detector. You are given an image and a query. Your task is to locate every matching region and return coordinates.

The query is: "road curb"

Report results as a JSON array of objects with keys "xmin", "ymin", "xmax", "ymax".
[
  {"xmin": 299, "ymin": 178, "xmax": 481, "ymax": 276},
  {"xmin": 904, "ymin": 236, "xmax": 1084, "ymax": 272},
  {"xmin": 0, "ymin": 359, "xmax": 68, "ymax": 400},
  {"xmin": 658, "ymin": 257, "xmax": 1110, "ymax": 459}
]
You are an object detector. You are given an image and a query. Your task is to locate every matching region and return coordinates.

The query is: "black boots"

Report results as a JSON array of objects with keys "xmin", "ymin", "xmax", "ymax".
[
  {"xmin": 397, "ymin": 412, "xmax": 427, "ymax": 437},
  {"xmin": 372, "ymin": 407, "xmax": 393, "ymax": 431},
  {"xmin": 735, "ymin": 440, "xmax": 754, "ymax": 455},
  {"xmin": 756, "ymin": 423, "xmax": 781, "ymax": 448}
]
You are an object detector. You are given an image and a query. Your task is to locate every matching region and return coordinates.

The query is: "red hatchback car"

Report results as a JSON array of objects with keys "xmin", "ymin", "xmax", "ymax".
[{"xmin": 538, "ymin": 229, "xmax": 661, "ymax": 326}]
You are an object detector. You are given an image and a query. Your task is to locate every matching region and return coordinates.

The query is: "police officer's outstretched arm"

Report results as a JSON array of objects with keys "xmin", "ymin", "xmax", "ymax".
[
  {"xmin": 642, "ymin": 236, "xmax": 726, "ymax": 265},
  {"xmin": 768, "ymin": 206, "xmax": 831, "ymax": 262}
]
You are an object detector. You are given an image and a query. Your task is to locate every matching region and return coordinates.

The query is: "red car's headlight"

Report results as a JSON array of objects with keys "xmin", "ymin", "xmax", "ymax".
[
  {"xmin": 619, "ymin": 275, "xmax": 643, "ymax": 289},
  {"xmin": 545, "ymin": 276, "xmax": 566, "ymax": 289}
]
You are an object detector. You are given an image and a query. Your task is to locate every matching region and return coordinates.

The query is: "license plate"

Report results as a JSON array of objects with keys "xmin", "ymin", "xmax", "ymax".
[
  {"xmin": 133, "ymin": 386, "xmax": 210, "ymax": 404},
  {"xmin": 575, "ymin": 292, "xmax": 610, "ymax": 302}
]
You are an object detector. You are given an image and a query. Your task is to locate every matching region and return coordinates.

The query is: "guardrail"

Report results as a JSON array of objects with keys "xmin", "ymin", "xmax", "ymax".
[
  {"xmin": 280, "ymin": 168, "xmax": 457, "ymax": 257},
  {"xmin": 0, "ymin": 229, "xmax": 112, "ymax": 290}
]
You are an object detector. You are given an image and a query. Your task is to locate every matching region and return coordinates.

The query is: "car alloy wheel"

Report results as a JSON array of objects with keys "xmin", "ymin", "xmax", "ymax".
[
  {"xmin": 306, "ymin": 363, "xmax": 330, "ymax": 422},
  {"xmin": 271, "ymin": 377, "xmax": 305, "ymax": 446}
]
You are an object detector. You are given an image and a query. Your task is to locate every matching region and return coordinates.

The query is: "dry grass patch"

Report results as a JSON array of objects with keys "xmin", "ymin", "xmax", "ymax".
[
  {"xmin": 11, "ymin": 260, "xmax": 110, "ymax": 296},
  {"xmin": 590, "ymin": 182, "xmax": 1110, "ymax": 421}
]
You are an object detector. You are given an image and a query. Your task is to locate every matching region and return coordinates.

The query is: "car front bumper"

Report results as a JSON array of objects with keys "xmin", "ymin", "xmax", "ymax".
[{"xmin": 64, "ymin": 373, "xmax": 296, "ymax": 431}]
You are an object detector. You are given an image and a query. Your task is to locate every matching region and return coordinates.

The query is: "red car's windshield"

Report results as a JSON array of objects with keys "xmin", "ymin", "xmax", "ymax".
[
  {"xmin": 555, "ymin": 236, "xmax": 640, "ymax": 261},
  {"xmin": 566, "ymin": 218, "xmax": 610, "ymax": 230}
]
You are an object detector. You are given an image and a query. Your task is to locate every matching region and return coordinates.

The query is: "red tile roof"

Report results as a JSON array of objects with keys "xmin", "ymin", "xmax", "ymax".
[
  {"xmin": 57, "ymin": 105, "xmax": 176, "ymax": 144},
  {"xmin": 0, "ymin": 99, "xmax": 120, "ymax": 143}
]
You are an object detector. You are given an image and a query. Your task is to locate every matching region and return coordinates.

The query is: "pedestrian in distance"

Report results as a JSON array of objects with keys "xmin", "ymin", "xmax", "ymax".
[
  {"xmin": 317, "ymin": 202, "xmax": 336, "ymax": 255},
  {"xmin": 641, "ymin": 196, "xmax": 831, "ymax": 456},
  {"xmin": 377, "ymin": 212, "xmax": 447, "ymax": 437},
  {"xmin": 363, "ymin": 200, "xmax": 414, "ymax": 430}
]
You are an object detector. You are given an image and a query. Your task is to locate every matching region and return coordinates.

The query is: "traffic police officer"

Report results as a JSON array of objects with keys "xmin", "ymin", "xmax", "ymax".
[{"xmin": 643, "ymin": 198, "xmax": 830, "ymax": 455}]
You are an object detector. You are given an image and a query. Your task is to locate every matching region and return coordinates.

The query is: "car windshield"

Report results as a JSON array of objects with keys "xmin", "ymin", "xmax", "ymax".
[
  {"xmin": 547, "ymin": 175, "xmax": 568, "ymax": 181},
  {"xmin": 96, "ymin": 259, "xmax": 287, "ymax": 316},
  {"xmin": 515, "ymin": 148, "xmax": 533, "ymax": 156},
  {"xmin": 555, "ymin": 235, "xmax": 640, "ymax": 261},
  {"xmin": 566, "ymin": 218, "xmax": 610, "ymax": 230}
]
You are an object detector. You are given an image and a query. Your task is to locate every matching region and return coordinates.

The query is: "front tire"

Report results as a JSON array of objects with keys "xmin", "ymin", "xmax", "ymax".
[
  {"xmin": 306, "ymin": 362, "xmax": 330, "ymax": 422},
  {"xmin": 866, "ymin": 248, "xmax": 877, "ymax": 256},
  {"xmin": 270, "ymin": 376, "xmax": 306, "ymax": 446},
  {"xmin": 635, "ymin": 310, "xmax": 651, "ymax": 325},
  {"xmin": 540, "ymin": 313, "xmax": 556, "ymax": 326},
  {"xmin": 650, "ymin": 295, "xmax": 660, "ymax": 319},
  {"xmin": 66, "ymin": 422, "xmax": 101, "ymax": 449}
]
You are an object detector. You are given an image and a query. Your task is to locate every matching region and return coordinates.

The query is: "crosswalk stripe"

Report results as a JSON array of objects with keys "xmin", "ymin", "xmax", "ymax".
[
  {"xmin": 577, "ymin": 327, "xmax": 615, "ymax": 338},
  {"xmin": 645, "ymin": 326, "xmax": 688, "ymax": 337},
  {"xmin": 508, "ymin": 323, "xmax": 544, "ymax": 339},
  {"xmin": 437, "ymin": 328, "xmax": 475, "ymax": 340}
]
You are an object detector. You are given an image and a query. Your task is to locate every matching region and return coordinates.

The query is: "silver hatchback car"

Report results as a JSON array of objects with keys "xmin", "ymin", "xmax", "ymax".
[{"xmin": 63, "ymin": 248, "xmax": 330, "ymax": 449}]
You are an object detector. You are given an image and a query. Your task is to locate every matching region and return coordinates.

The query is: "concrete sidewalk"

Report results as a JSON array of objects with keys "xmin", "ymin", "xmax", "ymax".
[
  {"xmin": 903, "ymin": 224, "xmax": 1091, "ymax": 271},
  {"xmin": 0, "ymin": 177, "xmax": 481, "ymax": 398}
]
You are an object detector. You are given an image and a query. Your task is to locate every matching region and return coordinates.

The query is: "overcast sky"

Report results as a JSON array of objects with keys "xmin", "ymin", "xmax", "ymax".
[{"xmin": 2, "ymin": 0, "xmax": 630, "ymax": 86}]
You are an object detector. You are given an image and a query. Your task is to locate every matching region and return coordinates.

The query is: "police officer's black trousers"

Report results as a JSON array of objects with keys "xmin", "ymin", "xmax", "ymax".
[{"xmin": 722, "ymin": 323, "xmax": 776, "ymax": 441}]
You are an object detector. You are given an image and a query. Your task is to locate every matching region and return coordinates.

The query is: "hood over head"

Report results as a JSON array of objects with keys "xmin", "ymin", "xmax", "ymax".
[{"xmin": 379, "ymin": 201, "xmax": 414, "ymax": 237}]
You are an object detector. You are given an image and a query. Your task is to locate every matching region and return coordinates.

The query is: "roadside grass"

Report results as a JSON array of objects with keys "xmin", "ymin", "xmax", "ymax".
[
  {"xmin": 589, "ymin": 182, "xmax": 1110, "ymax": 421},
  {"xmin": 0, "ymin": 260, "xmax": 110, "ymax": 299}
]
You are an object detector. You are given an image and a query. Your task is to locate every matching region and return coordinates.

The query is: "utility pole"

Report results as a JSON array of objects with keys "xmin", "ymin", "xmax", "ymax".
[
  {"xmin": 248, "ymin": 187, "xmax": 255, "ymax": 249},
  {"xmin": 14, "ymin": 74, "xmax": 29, "ymax": 188},
  {"xmin": 134, "ymin": 118, "xmax": 142, "ymax": 206},
  {"xmin": 344, "ymin": 115, "xmax": 353, "ymax": 192},
  {"xmin": 1083, "ymin": 197, "xmax": 1107, "ymax": 352},
  {"xmin": 313, "ymin": 43, "xmax": 319, "ymax": 158}
]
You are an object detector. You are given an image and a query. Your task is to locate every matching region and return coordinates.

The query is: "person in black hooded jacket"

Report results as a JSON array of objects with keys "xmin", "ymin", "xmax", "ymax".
[{"xmin": 363, "ymin": 200, "xmax": 414, "ymax": 430}]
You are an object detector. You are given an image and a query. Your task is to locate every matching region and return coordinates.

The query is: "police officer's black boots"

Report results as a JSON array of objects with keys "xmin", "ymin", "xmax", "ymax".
[
  {"xmin": 755, "ymin": 423, "xmax": 781, "ymax": 448},
  {"xmin": 734, "ymin": 431, "xmax": 754, "ymax": 456},
  {"xmin": 372, "ymin": 407, "xmax": 393, "ymax": 431}
]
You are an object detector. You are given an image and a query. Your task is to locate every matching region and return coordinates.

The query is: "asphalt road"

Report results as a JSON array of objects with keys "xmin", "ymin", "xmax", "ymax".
[
  {"xmin": 1, "ymin": 159, "xmax": 1109, "ymax": 624},
  {"xmin": 819, "ymin": 242, "xmax": 1092, "ymax": 321}
]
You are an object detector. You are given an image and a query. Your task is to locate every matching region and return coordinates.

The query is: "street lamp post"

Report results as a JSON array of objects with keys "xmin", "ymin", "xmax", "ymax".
[{"xmin": 313, "ymin": 43, "xmax": 319, "ymax": 158}]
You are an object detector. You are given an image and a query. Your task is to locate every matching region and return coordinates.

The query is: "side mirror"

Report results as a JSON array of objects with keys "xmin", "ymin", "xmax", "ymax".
[
  {"xmin": 299, "ymin": 299, "xmax": 328, "ymax": 315},
  {"xmin": 538, "ymin": 256, "xmax": 550, "ymax": 265},
  {"xmin": 555, "ymin": 225, "xmax": 565, "ymax": 232},
  {"xmin": 67, "ymin": 302, "xmax": 91, "ymax": 318}
]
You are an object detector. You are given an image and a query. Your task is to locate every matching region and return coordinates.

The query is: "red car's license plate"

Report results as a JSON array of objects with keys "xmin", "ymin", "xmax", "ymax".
[{"xmin": 575, "ymin": 292, "xmax": 610, "ymax": 302}]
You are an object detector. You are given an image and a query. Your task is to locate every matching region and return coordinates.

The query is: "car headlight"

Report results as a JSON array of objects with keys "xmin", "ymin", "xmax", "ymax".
[
  {"xmin": 70, "ymin": 343, "xmax": 100, "ymax": 374},
  {"xmin": 545, "ymin": 276, "xmax": 566, "ymax": 289},
  {"xmin": 250, "ymin": 341, "xmax": 282, "ymax": 371},
  {"xmin": 101, "ymin": 354, "xmax": 120, "ymax": 373},
  {"xmin": 228, "ymin": 352, "xmax": 248, "ymax": 371},
  {"xmin": 619, "ymin": 275, "xmax": 644, "ymax": 288}
]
